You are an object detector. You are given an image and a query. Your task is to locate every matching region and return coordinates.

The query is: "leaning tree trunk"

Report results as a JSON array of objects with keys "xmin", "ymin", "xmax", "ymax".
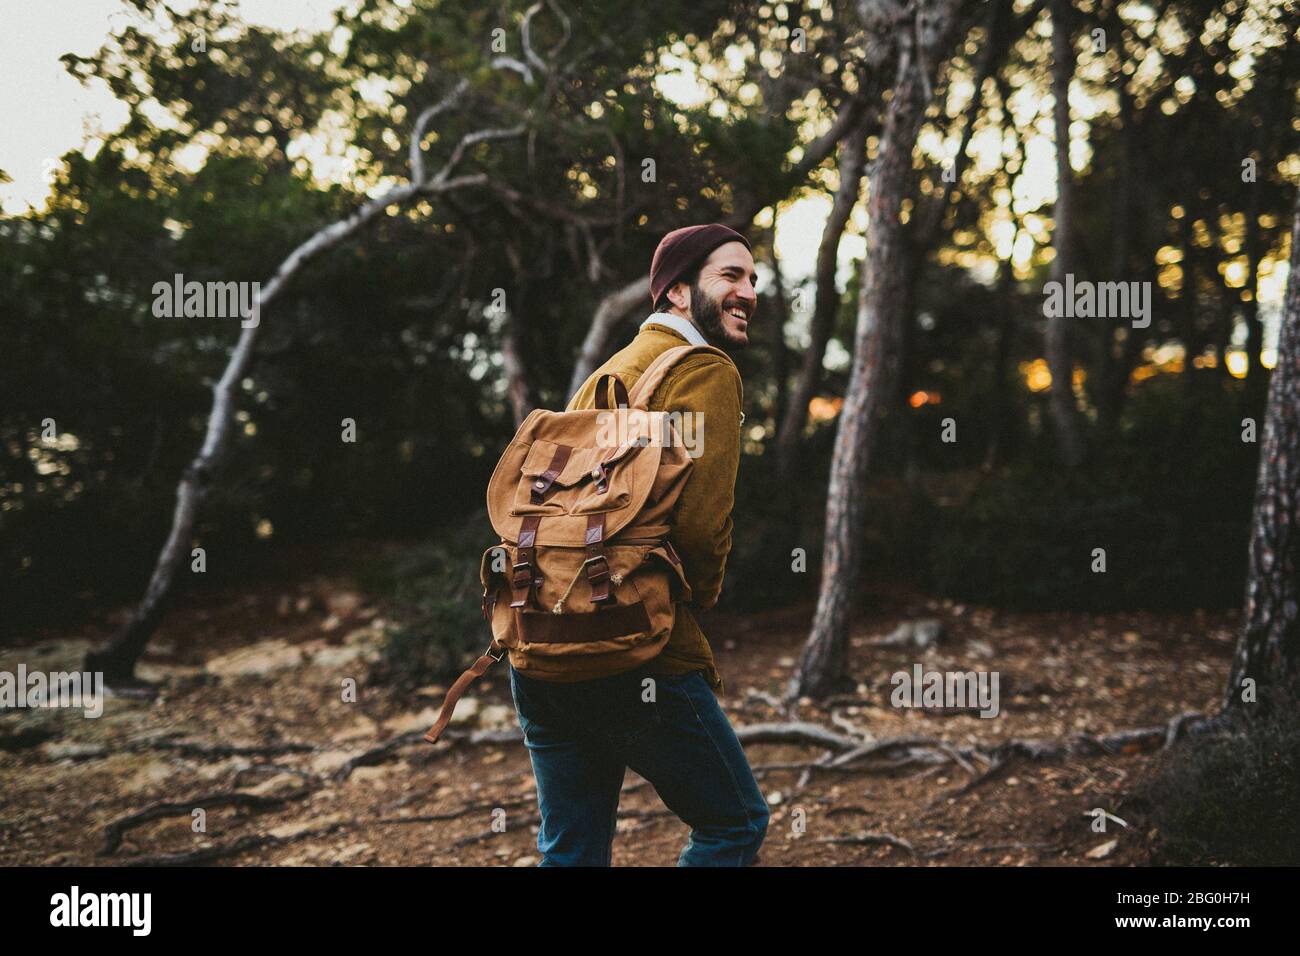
[
  {"xmin": 84, "ymin": 79, "xmax": 522, "ymax": 685},
  {"xmin": 774, "ymin": 113, "xmax": 870, "ymax": 484},
  {"xmin": 1046, "ymin": 0, "xmax": 1084, "ymax": 468},
  {"xmin": 1222, "ymin": 186, "xmax": 1300, "ymax": 723},
  {"xmin": 789, "ymin": 0, "xmax": 964, "ymax": 700}
]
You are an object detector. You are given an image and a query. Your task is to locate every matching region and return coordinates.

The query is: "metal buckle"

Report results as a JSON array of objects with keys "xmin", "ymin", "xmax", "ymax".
[{"xmin": 486, "ymin": 643, "xmax": 505, "ymax": 663}]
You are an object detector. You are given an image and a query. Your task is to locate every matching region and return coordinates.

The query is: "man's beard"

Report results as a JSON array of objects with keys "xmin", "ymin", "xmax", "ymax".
[{"xmin": 690, "ymin": 280, "xmax": 748, "ymax": 350}]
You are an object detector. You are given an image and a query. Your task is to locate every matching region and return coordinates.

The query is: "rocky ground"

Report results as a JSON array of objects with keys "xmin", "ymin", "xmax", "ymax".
[{"xmin": 0, "ymin": 572, "xmax": 1239, "ymax": 867}]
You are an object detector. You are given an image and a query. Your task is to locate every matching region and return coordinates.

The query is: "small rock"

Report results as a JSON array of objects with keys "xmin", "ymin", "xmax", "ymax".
[
  {"xmin": 513, "ymin": 855, "xmax": 539, "ymax": 867},
  {"xmin": 310, "ymin": 749, "xmax": 358, "ymax": 775},
  {"xmin": 333, "ymin": 716, "xmax": 378, "ymax": 743},
  {"xmin": 206, "ymin": 640, "xmax": 305, "ymax": 680},
  {"xmin": 122, "ymin": 759, "xmax": 175, "ymax": 794},
  {"xmin": 309, "ymin": 645, "xmax": 366, "ymax": 671},
  {"xmin": 333, "ymin": 842, "xmax": 372, "ymax": 864},
  {"xmin": 269, "ymin": 814, "xmax": 343, "ymax": 840},
  {"xmin": 239, "ymin": 773, "xmax": 303, "ymax": 798},
  {"xmin": 386, "ymin": 707, "xmax": 442, "ymax": 735},
  {"xmin": 879, "ymin": 619, "xmax": 945, "ymax": 649},
  {"xmin": 351, "ymin": 762, "xmax": 406, "ymax": 785},
  {"xmin": 1086, "ymin": 839, "xmax": 1118, "ymax": 860},
  {"xmin": 41, "ymin": 741, "xmax": 108, "ymax": 762},
  {"xmin": 326, "ymin": 591, "xmax": 363, "ymax": 617},
  {"xmin": 478, "ymin": 704, "xmax": 515, "ymax": 731}
]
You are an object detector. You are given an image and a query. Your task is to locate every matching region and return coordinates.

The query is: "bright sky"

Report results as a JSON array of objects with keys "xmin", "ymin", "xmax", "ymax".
[{"xmin": 0, "ymin": 0, "xmax": 346, "ymax": 214}]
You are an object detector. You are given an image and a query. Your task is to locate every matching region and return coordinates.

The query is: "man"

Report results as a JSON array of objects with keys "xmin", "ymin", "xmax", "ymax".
[{"xmin": 507, "ymin": 223, "xmax": 770, "ymax": 866}]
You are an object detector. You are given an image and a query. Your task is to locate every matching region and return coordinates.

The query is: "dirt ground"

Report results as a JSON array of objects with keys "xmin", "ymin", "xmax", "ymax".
[{"xmin": 0, "ymin": 567, "xmax": 1239, "ymax": 867}]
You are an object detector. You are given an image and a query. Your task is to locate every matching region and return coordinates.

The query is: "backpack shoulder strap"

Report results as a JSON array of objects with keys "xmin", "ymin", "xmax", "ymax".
[{"xmin": 627, "ymin": 344, "xmax": 734, "ymax": 410}]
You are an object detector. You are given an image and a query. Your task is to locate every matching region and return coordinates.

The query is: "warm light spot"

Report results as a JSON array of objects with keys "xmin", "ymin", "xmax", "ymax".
[
  {"xmin": 807, "ymin": 396, "xmax": 843, "ymax": 423},
  {"xmin": 1020, "ymin": 359, "xmax": 1052, "ymax": 393},
  {"xmin": 909, "ymin": 390, "xmax": 928, "ymax": 408},
  {"xmin": 1226, "ymin": 351, "xmax": 1249, "ymax": 378},
  {"xmin": 255, "ymin": 519, "xmax": 273, "ymax": 539},
  {"xmin": 1223, "ymin": 260, "xmax": 1248, "ymax": 288}
]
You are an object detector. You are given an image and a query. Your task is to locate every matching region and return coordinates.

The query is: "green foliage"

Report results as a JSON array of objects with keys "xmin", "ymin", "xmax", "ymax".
[
  {"xmin": 366, "ymin": 510, "xmax": 495, "ymax": 689},
  {"xmin": 1134, "ymin": 701, "xmax": 1300, "ymax": 866},
  {"xmin": 918, "ymin": 375, "xmax": 1257, "ymax": 611}
]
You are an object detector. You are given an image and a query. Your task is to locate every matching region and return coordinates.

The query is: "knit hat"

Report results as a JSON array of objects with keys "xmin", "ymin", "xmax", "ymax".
[{"xmin": 649, "ymin": 223, "xmax": 751, "ymax": 306}]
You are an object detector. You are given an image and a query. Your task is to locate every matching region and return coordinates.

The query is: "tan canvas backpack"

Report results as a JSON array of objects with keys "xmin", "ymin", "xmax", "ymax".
[{"xmin": 423, "ymin": 343, "xmax": 734, "ymax": 744}]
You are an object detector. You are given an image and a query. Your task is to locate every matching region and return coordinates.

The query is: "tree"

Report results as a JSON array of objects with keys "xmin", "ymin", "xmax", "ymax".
[
  {"xmin": 1045, "ymin": 0, "xmax": 1084, "ymax": 467},
  {"xmin": 1223, "ymin": 185, "xmax": 1300, "ymax": 723},
  {"xmin": 78, "ymin": 0, "xmax": 578, "ymax": 685},
  {"xmin": 789, "ymin": 0, "xmax": 971, "ymax": 699}
]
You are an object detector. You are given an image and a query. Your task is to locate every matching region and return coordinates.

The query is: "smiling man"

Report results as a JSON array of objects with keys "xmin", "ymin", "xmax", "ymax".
[{"xmin": 505, "ymin": 222, "xmax": 770, "ymax": 866}]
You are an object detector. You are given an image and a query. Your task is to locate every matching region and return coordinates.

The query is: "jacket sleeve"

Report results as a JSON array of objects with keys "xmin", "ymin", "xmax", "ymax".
[{"xmin": 653, "ymin": 356, "xmax": 743, "ymax": 610}]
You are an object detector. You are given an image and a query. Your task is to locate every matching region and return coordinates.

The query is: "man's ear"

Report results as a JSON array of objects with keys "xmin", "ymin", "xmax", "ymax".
[{"xmin": 666, "ymin": 280, "xmax": 691, "ymax": 314}]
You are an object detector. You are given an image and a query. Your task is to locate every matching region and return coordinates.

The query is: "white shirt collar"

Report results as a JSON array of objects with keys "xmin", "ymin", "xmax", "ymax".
[{"xmin": 639, "ymin": 311, "xmax": 708, "ymax": 346}]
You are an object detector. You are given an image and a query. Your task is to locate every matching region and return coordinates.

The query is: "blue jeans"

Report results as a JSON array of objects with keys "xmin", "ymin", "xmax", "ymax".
[{"xmin": 508, "ymin": 661, "xmax": 770, "ymax": 866}]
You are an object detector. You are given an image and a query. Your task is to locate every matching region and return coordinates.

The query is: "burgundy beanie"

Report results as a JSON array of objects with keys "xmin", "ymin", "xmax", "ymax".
[{"xmin": 649, "ymin": 223, "xmax": 751, "ymax": 306}]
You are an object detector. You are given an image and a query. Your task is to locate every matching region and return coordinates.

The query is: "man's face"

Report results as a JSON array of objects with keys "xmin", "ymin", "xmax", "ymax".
[{"xmin": 679, "ymin": 241, "xmax": 758, "ymax": 349}]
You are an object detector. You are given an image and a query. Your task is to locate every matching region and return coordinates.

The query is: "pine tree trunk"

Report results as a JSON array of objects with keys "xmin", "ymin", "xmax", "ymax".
[
  {"xmin": 1046, "ymin": 0, "xmax": 1084, "ymax": 467},
  {"xmin": 789, "ymin": 4, "xmax": 961, "ymax": 699},
  {"xmin": 1223, "ymin": 187, "xmax": 1300, "ymax": 721}
]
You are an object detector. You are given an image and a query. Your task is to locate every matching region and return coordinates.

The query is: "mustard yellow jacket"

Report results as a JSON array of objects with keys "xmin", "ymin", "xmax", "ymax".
[{"xmin": 566, "ymin": 320, "xmax": 743, "ymax": 691}]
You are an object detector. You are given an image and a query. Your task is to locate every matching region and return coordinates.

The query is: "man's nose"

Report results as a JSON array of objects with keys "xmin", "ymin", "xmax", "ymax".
[{"xmin": 733, "ymin": 277, "xmax": 757, "ymax": 305}]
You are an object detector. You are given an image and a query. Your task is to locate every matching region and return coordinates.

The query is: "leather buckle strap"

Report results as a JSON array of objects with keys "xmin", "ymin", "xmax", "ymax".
[
  {"xmin": 583, "ymin": 513, "xmax": 615, "ymax": 604},
  {"xmin": 517, "ymin": 600, "xmax": 652, "ymax": 644},
  {"xmin": 530, "ymin": 444, "xmax": 572, "ymax": 504},
  {"xmin": 423, "ymin": 638, "xmax": 507, "ymax": 745},
  {"xmin": 510, "ymin": 515, "xmax": 543, "ymax": 609},
  {"xmin": 583, "ymin": 553, "xmax": 610, "ymax": 587}
]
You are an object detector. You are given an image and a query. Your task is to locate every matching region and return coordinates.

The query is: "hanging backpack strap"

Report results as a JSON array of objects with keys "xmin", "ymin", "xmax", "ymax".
[
  {"xmin": 626, "ymin": 343, "xmax": 734, "ymax": 409},
  {"xmin": 594, "ymin": 372, "xmax": 630, "ymax": 409},
  {"xmin": 423, "ymin": 637, "xmax": 506, "ymax": 744}
]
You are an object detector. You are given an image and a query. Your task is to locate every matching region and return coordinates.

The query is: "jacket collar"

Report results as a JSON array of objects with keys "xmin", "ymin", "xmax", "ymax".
[{"xmin": 639, "ymin": 311, "xmax": 708, "ymax": 346}]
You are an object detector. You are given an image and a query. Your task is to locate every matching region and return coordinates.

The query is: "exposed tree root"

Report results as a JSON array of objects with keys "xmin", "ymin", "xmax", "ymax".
[
  {"xmin": 100, "ymin": 786, "xmax": 317, "ymax": 856},
  {"xmin": 115, "ymin": 821, "xmax": 349, "ymax": 867},
  {"xmin": 814, "ymin": 831, "xmax": 916, "ymax": 855}
]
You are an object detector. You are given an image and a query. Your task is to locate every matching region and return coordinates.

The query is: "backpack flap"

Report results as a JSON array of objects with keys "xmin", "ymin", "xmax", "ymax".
[{"xmin": 485, "ymin": 408, "xmax": 664, "ymax": 547}]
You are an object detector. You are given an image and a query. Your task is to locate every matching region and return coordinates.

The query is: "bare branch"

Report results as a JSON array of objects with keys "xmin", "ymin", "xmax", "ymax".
[{"xmin": 410, "ymin": 78, "xmax": 471, "ymax": 186}]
